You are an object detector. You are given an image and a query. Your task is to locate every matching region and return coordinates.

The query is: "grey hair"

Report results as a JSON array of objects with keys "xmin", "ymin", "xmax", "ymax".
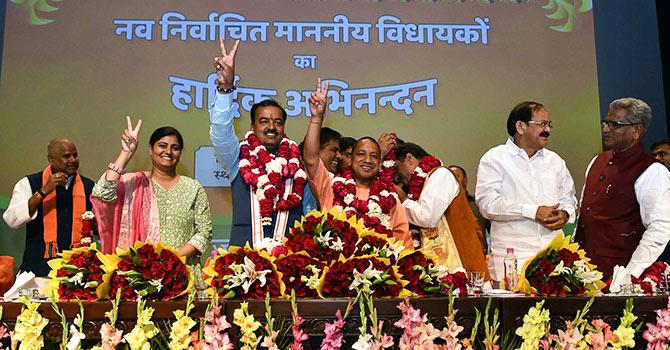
[{"xmin": 609, "ymin": 97, "xmax": 653, "ymax": 129}]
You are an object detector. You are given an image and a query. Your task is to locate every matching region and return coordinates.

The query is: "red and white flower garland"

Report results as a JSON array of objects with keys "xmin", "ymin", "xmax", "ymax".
[
  {"xmin": 406, "ymin": 156, "xmax": 442, "ymax": 200},
  {"xmin": 239, "ymin": 131, "xmax": 306, "ymax": 225},
  {"xmin": 331, "ymin": 168, "xmax": 398, "ymax": 236}
]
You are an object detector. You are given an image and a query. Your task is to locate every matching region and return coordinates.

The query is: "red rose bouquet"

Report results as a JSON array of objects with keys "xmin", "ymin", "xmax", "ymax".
[
  {"xmin": 395, "ymin": 250, "xmax": 468, "ymax": 297},
  {"xmin": 440, "ymin": 270, "xmax": 469, "ymax": 297},
  {"xmin": 632, "ymin": 261, "xmax": 669, "ymax": 295},
  {"xmin": 275, "ymin": 252, "xmax": 324, "ymax": 298},
  {"xmin": 101, "ymin": 241, "xmax": 193, "ymax": 301},
  {"xmin": 285, "ymin": 209, "xmax": 361, "ymax": 265},
  {"xmin": 203, "ymin": 245, "xmax": 284, "ymax": 299},
  {"xmin": 46, "ymin": 244, "xmax": 109, "ymax": 301},
  {"xmin": 354, "ymin": 231, "xmax": 407, "ymax": 263},
  {"xmin": 518, "ymin": 234, "xmax": 605, "ymax": 296},
  {"xmin": 318, "ymin": 255, "xmax": 409, "ymax": 298}
]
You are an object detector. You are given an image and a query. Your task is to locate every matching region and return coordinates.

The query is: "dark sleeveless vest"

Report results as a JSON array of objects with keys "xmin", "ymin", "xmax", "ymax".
[
  {"xmin": 24, "ymin": 171, "xmax": 94, "ymax": 277},
  {"xmin": 575, "ymin": 144, "xmax": 657, "ymax": 279},
  {"xmin": 229, "ymin": 173, "xmax": 303, "ymax": 248}
]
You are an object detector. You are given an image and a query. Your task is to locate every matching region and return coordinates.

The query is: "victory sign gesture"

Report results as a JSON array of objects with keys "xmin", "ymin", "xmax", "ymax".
[
  {"xmin": 309, "ymin": 78, "xmax": 330, "ymax": 120},
  {"xmin": 121, "ymin": 115, "xmax": 142, "ymax": 155},
  {"xmin": 213, "ymin": 39, "xmax": 240, "ymax": 90}
]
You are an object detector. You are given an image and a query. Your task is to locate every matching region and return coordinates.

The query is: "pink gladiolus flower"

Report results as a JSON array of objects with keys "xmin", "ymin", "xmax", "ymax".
[
  {"xmin": 291, "ymin": 310, "xmax": 308, "ymax": 350},
  {"xmin": 321, "ymin": 309, "xmax": 346, "ymax": 350}
]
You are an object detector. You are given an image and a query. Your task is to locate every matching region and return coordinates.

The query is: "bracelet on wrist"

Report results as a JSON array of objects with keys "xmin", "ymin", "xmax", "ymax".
[
  {"xmin": 108, "ymin": 162, "xmax": 125, "ymax": 175},
  {"xmin": 216, "ymin": 85, "xmax": 236, "ymax": 94},
  {"xmin": 36, "ymin": 189, "xmax": 46, "ymax": 199}
]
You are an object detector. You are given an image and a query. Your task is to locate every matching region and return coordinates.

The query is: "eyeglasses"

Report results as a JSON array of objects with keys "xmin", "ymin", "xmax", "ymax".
[
  {"xmin": 601, "ymin": 120, "xmax": 640, "ymax": 129},
  {"xmin": 526, "ymin": 120, "xmax": 553, "ymax": 129}
]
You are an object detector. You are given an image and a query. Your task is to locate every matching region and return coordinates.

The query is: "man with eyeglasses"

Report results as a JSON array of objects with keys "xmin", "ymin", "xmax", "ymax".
[
  {"xmin": 574, "ymin": 97, "xmax": 670, "ymax": 281},
  {"xmin": 476, "ymin": 101, "xmax": 578, "ymax": 285}
]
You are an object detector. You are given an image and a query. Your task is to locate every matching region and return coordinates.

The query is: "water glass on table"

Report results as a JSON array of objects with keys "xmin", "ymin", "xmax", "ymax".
[
  {"xmin": 659, "ymin": 271, "xmax": 670, "ymax": 294},
  {"xmin": 467, "ymin": 271, "xmax": 485, "ymax": 296}
]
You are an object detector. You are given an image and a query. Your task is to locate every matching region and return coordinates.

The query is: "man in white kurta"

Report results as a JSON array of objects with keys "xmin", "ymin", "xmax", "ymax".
[{"xmin": 476, "ymin": 101, "xmax": 577, "ymax": 282}]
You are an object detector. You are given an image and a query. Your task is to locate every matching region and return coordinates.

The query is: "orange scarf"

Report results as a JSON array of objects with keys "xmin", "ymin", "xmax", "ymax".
[{"xmin": 41, "ymin": 165, "xmax": 86, "ymax": 258}]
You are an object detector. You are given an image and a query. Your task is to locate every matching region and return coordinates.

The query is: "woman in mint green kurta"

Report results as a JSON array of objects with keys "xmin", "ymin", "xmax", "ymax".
[{"xmin": 91, "ymin": 118, "xmax": 212, "ymax": 287}]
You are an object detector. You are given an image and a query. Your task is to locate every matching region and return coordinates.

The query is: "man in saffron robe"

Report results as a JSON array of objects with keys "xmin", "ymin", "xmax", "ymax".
[
  {"xmin": 575, "ymin": 97, "xmax": 670, "ymax": 280},
  {"xmin": 3, "ymin": 138, "xmax": 94, "ymax": 276},
  {"xmin": 394, "ymin": 142, "xmax": 488, "ymax": 276},
  {"xmin": 302, "ymin": 80, "xmax": 412, "ymax": 249}
]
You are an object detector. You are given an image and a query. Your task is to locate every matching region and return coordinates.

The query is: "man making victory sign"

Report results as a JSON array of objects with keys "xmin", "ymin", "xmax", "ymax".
[
  {"xmin": 303, "ymin": 79, "xmax": 412, "ymax": 249},
  {"xmin": 209, "ymin": 39, "xmax": 312, "ymax": 248}
]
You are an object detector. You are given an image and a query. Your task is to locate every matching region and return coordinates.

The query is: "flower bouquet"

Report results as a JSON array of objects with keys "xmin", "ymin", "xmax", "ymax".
[
  {"xmin": 354, "ymin": 230, "xmax": 406, "ymax": 263},
  {"xmin": 203, "ymin": 244, "xmax": 284, "ymax": 299},
  {"xmin": 46, "ymin": 243, "xmax": 110, "ymax": 301},
  {"xmin": 100, "ymin": 241, "xmax": 193, "ymax": 301},
  {"xmin": 632, "ymin": 261, "xmax": 669, "ymax": 295},
  {"xmin": 518, "ymin": 234, "xmax": 605, "ymax": 296},
  {"xmin": 275, "ymin": 252, "xmax": 324, "ymax": 298},
  {"xmin": 318, "ymin": 255, "xmax": 410, "ymax": 298},
  {"xmin": 395, "ymin": 250, "xmax": 469, "ymax": 297},
  {"xmin": 284, "ymin": 209, "xmax": 361, "ymax": 265}
]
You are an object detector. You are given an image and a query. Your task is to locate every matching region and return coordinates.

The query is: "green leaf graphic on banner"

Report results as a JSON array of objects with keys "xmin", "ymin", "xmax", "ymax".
[
  {"xmin": 10, "ymin": 0, "xmax": 62, "ymax": 26},
  {"xmin": 543, "ymin": 0, "xmax": 592, "ymax": 32}
]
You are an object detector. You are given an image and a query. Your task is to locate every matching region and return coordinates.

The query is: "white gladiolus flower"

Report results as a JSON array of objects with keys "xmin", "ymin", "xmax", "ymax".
[{"xmin": 66, "ymin": 323, "xmax": 86, "ymax": 350}]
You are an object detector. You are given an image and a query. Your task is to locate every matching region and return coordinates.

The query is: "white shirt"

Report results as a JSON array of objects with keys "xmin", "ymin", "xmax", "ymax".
[
  {"xmin": 577, "ymin": 157, "xmax": 670, "ymax": 278},
  {"xmin": 3, "ymin": 176, "xmax": 74, "ymax": 229},
  {"xmin": 476, "ymin": 138, "xmax": 577, "ymax": 280},
  {"xmin": 402, "ymin": 167, "xmax": 460, "ymax": 227}
]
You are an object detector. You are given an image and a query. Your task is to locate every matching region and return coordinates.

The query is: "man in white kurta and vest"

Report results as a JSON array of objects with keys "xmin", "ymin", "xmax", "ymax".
[
  {"xmin": 208, "ymin": 39, "xmax": 314, "ymax": 248},
  {"xmin": 476, "ymin": 101, "xmax": 578, "ymax": 284},
  {"xmin": 3, "ymin": 138, "xmax": 94, "ymax": 276},
  {"xmin": 394, "ymin": 142, "xmax": 489, "ymax": 277},
  {"xmin": 575, "ymin": 97, "xmax": 670, "ymax": 280}
]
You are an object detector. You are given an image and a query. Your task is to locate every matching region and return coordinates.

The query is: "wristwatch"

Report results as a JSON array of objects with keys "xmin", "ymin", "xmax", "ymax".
[{"xmin": 216, "ymin": 85, "xmax": 236, "ymax": 94}]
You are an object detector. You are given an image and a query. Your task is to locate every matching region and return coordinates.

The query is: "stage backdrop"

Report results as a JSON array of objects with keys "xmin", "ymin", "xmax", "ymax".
[{"xmin": 0, "ymin": 0, "xmax": 601, "ymax": 258}]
